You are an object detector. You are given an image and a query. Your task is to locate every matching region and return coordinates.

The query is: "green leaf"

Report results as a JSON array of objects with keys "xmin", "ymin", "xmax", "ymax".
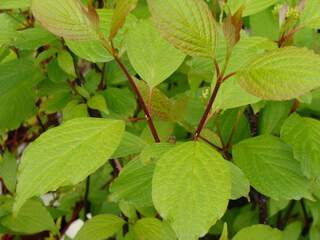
[
  {"xmin": 281, "ymin": 114, "xmax": 320, "ymax": 179},
  {"xmin": 74, "ymin": 214, "xmax": 124, "ymax": 240},
  {"xmin": 0, "ymin": 152, "xmax": 17, "ymax": 193},
  {"xmin": 300, "ymin": 0, "xmax": 320, "ymax": 29},
  {"xmin": 109, "ymin": 158, "xmax": 154, "ymax": 207},
  {"xmin": 127, "ymin": 19, "xmax": 185, "ymax": 88},
  {"xmin": 103, "ymin": 87, "xmax": 137, "ymax": 118},
  {"xmin": 87, "ymin": 94, "xmax": 109, "ymax": 114},
  {"xmin": 66, "ymin": 9, "xmax": 135, "ymax": 63},
  {"xmin": 233, "ymin": 135, "xmax": 312, "ymax": 200},
  {"xmin": 236, "ymin": 47, "xmax": 320, "ymax": 100},
  {"xmin": 12, "ymin": 27, "xmax": 57, "ymax": 50},
  {"xmin": 152, "ymin": 141, "xmax": 231, "ymax": 240},
  {"xmin": 228, "ymin": 0, "xmax": 279, "ymax": 17},
  {"xmin": 215, "ymin": 36, "xmax": 277, "ymax": 110},
  {"xmin": 109, "ymin": 0, "xmax": 138, "ymax": 40},
  {"xmin": 228, "ymin": 162, "xmax": 250, "ymax": 200},
  {"xmin": 62, "ymin": 100, "xmax": 88, "ymax": 121},
  {"xmin": 219, "ymin": 223, "xmax": 228, "ymax": 240},
  {"xmin": 232, "ymin": 224, "xmax": 283, "ymax": 240},
  {"xmin": 0, "ymin": 0, "xmax": 31, "ymax": 9},
  {"xmin": 148, "ymin": 0, "xmax": 216, "ymax": 58},
  {"xmin": 14, "ymin": 118, "xmax": 125, "ymax": 213},
  {"xmin": 1, "ymin": 199, "xmax": 57, "ymax": 234},
  {"xmin": 283, "ymin": 221, "xmax": 302, "ymax": 240},
  {"xmin": 258, "ymin": 101, "xmax": 292, "ymax": 135},
  {"xmin": 57, "ymin": 50, "xmax": 76, "ymax": 77},
  {"xmin": 0, "ymin": 13, "xmax": 18, "ymax": 46},
  {"xmin": 0, "ymin": 59, "xmax": 42, "ymax": 131},
  {"xmin": 32, "ymin": 0, "xmax": 98, "ymax": 40},
  {"xmin": 133, "ymin": 218, "xmax": 176, "ymax": 240},
  {"xmin": 112, "ymin": 132, "xmax": 148, "ymax": 158},
  {"xmin": 140, "ymin": 142, "xmax": 175, "ymax": 165}
]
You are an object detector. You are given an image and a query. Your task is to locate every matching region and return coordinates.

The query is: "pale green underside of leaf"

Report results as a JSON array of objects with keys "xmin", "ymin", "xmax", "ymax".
[
  {"xmin": 74, "ymin": 214, "xmax": 124, "ymax": 240},
  {"xmin": 233, "ymin": 135, "xmax": 312, "ymax": 200},
  {"xmin": 281, "ymin": 114, "xmax": 320, "ymax": 179},
  {"xmin": 66, "ymin": 9, "xmax": 136, "ymax": 63},
  {"xmin": 32, "ymin": 0, "xmax": 97, "ymax": 40},
  {"xmin": 109, "ymin": 0, "xmax": 138, "ymax": 40},
  {"xmin": 109, "ymin": 158, "xmax": 154, "ymax": 207},
  {"xmin": 14, "ymin": 118, "xmax": 125, "ymax": 213},
  {"xmin": 127, "ymin": 19, "xmax": 185, "ymax": 88},
  {"xmin": 228, "ymin": 0, "xmax": 279, "ymax": 17},
  {"xmin": 148, "ymin": 0, "xmax": 216, "ymax": 58},
  {"xmin": 233, "ymin": 224, "xmax": 284, "ymax": 240},
  {"xmin": 0, "ymin": 59, "xmax": 41, "ymax": 131},
  {"xmin": 152, "ymin": 141, "xmax": 230, "ymax": 240},
  {"xmin": 0, "ymin": 0, "xmax": 31, "ymax": 9},
  {"xmin": 300, "ymin": 0, "xmax": 320, "ymax": 29},
  {"xmin": 236, "ymin": 47, "xmax": 320, "ymax": 100},
  {"xmin": 1, "ymin": 198, "xmax": 57, "ymax": 234}
]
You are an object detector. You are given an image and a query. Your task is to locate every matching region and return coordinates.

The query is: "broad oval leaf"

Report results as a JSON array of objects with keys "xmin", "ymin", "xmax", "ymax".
[
  {"xmin": 127, "ymin": 19, "xmax": 185, "ymax": 88},
  {"xmin": 152, "ymin": 141, "xmax": 231, "ymax": 240},
  {"xmin": 148, "ymin": 0, "xmax": 216, "ymax": 58},
  {"xmin": 32, "ymin": 0, "xmax": 98, "ymax": 40},
  {"xmin": 236, "ymin": 47, "xmax": 320, "ymax": 100},
  {"xmin": 74, "ymin": 214, "xmax": 124, "ymax": 240},
  {"xmin": 233, "ymin": 135, "xmax": 312, "ymax": 200},
  {"xmin": 0, "ymin": 59, "xmax": 42, "ymax": 131},
  {"xmin": 281, "ymin": 114, "xmax": 320, "ymax": 179},
  {"xmin": 233, "ymin": 224, "xmax": 284, "ymax": 240},
  {"xmin": 14, "ymin": 118, "xmax": 125, "ymax": 213}
]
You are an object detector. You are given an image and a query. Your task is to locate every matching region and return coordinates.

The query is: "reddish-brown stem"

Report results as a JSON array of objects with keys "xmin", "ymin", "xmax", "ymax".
[
  {"xmin": 113, "ymin": 55, "xmax": 160, "ymax": 143},
  {"xmin": 225, "ymin": 108, "xmax": 243, "ymax": 151},
  {"xmin": 193, "ymin": 76, "xmax": 223, "ymax": 140},
  {"xmin": 278, "ymin": 26, "xmax": 302, "ymax": 48},
  {"xmin": 290, "ymin": 99, "xmax": 300, "ymax": 114},
  {"xmin": 222, "ymin": 71, "xmax": 236, "ymax": 82}
]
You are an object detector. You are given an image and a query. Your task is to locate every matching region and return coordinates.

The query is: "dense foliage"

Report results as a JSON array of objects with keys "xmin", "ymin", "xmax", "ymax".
[{"xmin": 1, "ymin": 0, "xmax": 320, "ymax": 239}]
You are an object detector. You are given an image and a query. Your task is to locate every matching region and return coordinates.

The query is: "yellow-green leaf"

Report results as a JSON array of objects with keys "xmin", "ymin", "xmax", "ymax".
[
  {"xmin": 126, "ymin": 19, "xmax": 185, "ymax": 88},
  {"xmin": 14, "ymin": 118, "xmax": 125, "ymax": 213},
  {"xmin": 152, "ymin": 141, "xmax": 230, "ymax": 240},
  {"xmin": 236, "ymin": 47, "xmax": 320, "ymax": 100},
  {"xmin": 148, "ymin": 0, "xmax": 216, "ymax": 58},
  {"xmin": 32, "ymin": 0, "xmax": 98, "ymax": 40}
]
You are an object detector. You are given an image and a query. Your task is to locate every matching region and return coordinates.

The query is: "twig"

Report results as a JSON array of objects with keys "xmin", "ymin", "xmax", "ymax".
[
  {"xmin": 225, "ymin": 108, "xmax": 244, "ymax": 151},
  {"xmin": 99, "ymin": 37, "xmax": 161, "ymax": 143},
  {"xmin": 249, "ymin": 188, "xmax": 268, "ymax": 224},
  {"xmin": 83, "ymin": 177, "xmax": 91, "ymax": 219},
  {"xmin": 113, "ymin": 55, "xmax": 160, "ymax": 143},
  {"xmin": 289, "ymin": 99, "xmax": 300, "ymax": 114},
  {"xmin": 301, "ymin": 200, "xmax": 312, "ymax": 235},
  {"xmin": 193, "ymin": 77, "xmax": 223, "ymax": 140},
  {"xmin": 277, "ymin": 201, "xmax": 296, "ymax": 229},
  {"xmin": 98, "ymin": 62, "xmax": 107, "ymax": 90}
]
